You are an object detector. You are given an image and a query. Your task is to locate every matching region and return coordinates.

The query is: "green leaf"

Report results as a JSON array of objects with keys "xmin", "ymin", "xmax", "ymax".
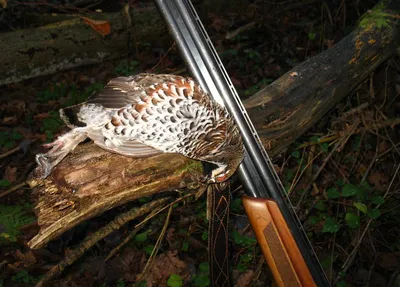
[
  {"xmin": 10, "ymin": 131, "xmax": 22, "ymax": 140},
  {"xmin": 116, "ymin": 279, "xmax": 126, "ymax": 287},
  {"xmin": 309, "ymin": 136, "xmax": 320, "ymax": 143},
  {"xmin": 138, "ymin": 197, "xmax": 151, "ymax": 203},
  {"xmin": 0, "ymin": 232, "xmax": 17, "ymax": 242},
  {"xmin": 0, "ymin": 204, "xmax": 36, "ymax": 244},
  {"xmin": 231, "ymin": 230, "xmax": 256, "ymax": 247},
  {"xmin": 320, "ymin": 143, "xmax": 329, "ymax": 153},
  {"xmin": 308, "ymin": 32, "xmax": 316, "ymax": 40},
  {"xmin": 12, "ymin": 270, "xmax": 35, "ymax": 284},
  {"xmin": 315, "ymin": 201, "xmax": 327, "ymax": 211},
  {"xmin": 327, "ymin": 188, "xmax": 340, "ymax": 199},
  {"xmin": 199, "ymin": 262, "xmax": 209, "ymax": 273},
  {"xmin": 322, "ymin": 217, "xmax": 340, "ymax": 233},
  {"xmin": 364, "ymin": 142, "xmax": 372, "ymax": 150},
  {"xmin": 309, "ymin": 216, "xmax": 320, "ymax": 225},
  {"xmin": 167, "ymin": 274, "xmax": 183, "ymax": 287},
  {"xmin": 291, "ymin": 150, "xmax": 301, "ymax": 159},
  {"xmin": 342, "ymin": 184, "xmax": 359, "ymax": 197},
  {"xmin": 371, "ymin": 196, "xmax": 384, "ymax": 205},
  {"xmin": 336, "ymin": 280, "xmax": 347, "ymax": 287},
  {"xmin": 359, "ymin": 181, "xmax": 372, "ymax": 191},
  {"xmin": 0, "ymin": 179, "xmax": 10, "ymax": 187},
  {"xmin": 193, "ymin": 275, "xmax": 210, "ymax": 287},
  {"xmin": 181, "ymin": 242, "xmax": 189, "ymax": 252},
  {"xmin": 345, "ymin": 212, "xmax": 360, "ymax": 229},
  {"xmin": 230, "ymin": 198, "xmax": 242, "ymax": 213},
  {"xmin": 367, "ymin": 208, "xmax": 381, "ymax": 219},
  {"xmin": 143, "ymin": 244, "xmax": 155, "ymax": 256},
  {"xmin": 240, "ymin": 252, "xmax": 253, "ymax": 263},
  {"xmin": 352, "ymin": 135, "xmax": 362, "ymax": 151},
  {"xmin": 320, "ymin": 257, "xmax": 332, "ymax": 269},
  {"xmin": 135, "ymin": 230, "xmax": 150, "ymax": 242},
  {"xmin": 335, "ymin": 179, "xmax": 345, "ymax": 187},
  {"xmin": 201, "ymin": 231, "xmax": 208, "ymax": 241},
  {"xmin": 353, "ymin": 202, "xmax": 368, "ymax": 214}
]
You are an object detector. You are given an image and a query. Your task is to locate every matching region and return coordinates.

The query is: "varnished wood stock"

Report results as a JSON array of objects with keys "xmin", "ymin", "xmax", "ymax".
[{"xmin": 242, "ymin": 196, "xmax": 317, "ymax": 287}]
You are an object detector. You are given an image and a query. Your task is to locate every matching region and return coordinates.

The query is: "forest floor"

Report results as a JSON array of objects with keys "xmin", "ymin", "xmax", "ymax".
[{"xmin": 0, "ymin": 0, "xmax": 399, "ymax": 286}]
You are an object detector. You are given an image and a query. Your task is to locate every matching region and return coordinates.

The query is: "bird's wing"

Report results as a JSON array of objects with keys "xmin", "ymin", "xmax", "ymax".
[
  {"xmin": 87, "ymin": 76, "xmax": 143, "ymax": 109},
  {"xmin": 92, "ymin": 136, "xmax": 163, "ymax": 157},
  {"xmin": 88, "ymin": 73, "xmax": 211, "ymax": 109}
]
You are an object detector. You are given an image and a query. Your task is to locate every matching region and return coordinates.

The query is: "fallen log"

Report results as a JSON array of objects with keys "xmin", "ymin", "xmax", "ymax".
[
  {"xmin": 243, "ymin": 2, "xmax": 400, "ymax": 156},
  {"xmin": 0, "ymin": 8, "xmax": 167, "ymax": 86},
  {"xmin": 27, "ymin": 143, "xmax": 203, "ymax": 249}
]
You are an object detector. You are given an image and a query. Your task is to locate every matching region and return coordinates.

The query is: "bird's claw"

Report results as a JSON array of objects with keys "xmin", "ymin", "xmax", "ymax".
[
  {"xmin": 43, "ymin": 139, "xmax": 65, "ymax": 155},
  {"xmin": 35, "ymin": 154, "xmax": 53, "ymax": 179}
]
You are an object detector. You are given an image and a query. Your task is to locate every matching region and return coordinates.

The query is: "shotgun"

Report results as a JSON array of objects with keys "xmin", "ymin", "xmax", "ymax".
[{"xmin": 153, "ymin": 1, "xmax": 330, "ymax": 286}]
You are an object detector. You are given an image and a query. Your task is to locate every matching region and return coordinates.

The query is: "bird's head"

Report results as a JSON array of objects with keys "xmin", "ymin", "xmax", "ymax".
[{"xmin": 201, "ymin": 117, "xmax": 244, "ymax": 183}]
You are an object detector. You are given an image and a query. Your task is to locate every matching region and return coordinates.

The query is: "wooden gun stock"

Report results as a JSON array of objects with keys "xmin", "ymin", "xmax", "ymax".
[{"xmin": 242, "ymin": 196, "xmax": 317, "ymax": 287}]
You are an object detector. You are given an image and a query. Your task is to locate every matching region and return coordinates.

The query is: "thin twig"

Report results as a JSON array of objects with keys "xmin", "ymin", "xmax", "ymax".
[
  {"xmin": 225, "ymin": 21, "xmax": 255, "ymax": 40},
  {"xmin": 35, "ymin": 198, "xmax": 170, "ymax": 287},
  {"xmin": 148, "ymin": 43, "xmax": 176, "ymax": 72},
  {"xmin": 296, "ymin": 117, "xmax": 400, "ymax": 149},
  {"xmin": 0, "ymin": 146, "xmax": 21, "ymax": 159},
  {"xmin": 361, "ymin": 138, "xmax": 380, "ymax": 183},
  {"xmin": 295, "ymin": 139, "xmax": 341, "ymax": 211},
  {"xmin": 288, "ymin": 148, "xmax": 306, "ymax": 194},
  {"xmin": 0, "ymin": 181, "xmax": 28, "ymax": 199},
  {"xmin": 105, "ymin": 205, "xmax": 164, "ymax": 262},
  {"xmin": 0, "ymin": 139, "xmax": 36, "ymax": 160},
  {"xmin": 339, "ymin": 102, "xmax": 369, "ymax": 121},
  {"xmin": 137, "ymin": 204, "xmax": 173, "ymax": 282}
]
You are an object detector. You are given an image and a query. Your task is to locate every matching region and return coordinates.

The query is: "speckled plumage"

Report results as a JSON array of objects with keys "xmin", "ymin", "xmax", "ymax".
[{"xmin": 35, "ymin": 73, "xmax": 244, "ymax": 182}]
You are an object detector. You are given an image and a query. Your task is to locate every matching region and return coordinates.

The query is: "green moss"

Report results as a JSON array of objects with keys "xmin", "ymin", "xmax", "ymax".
[
  {"xmin": 359, "ymin": 2, "xmax": 391, "ymax": 30},
  {"xmin": 174, "ymin": 161, "xmax": 203, "ymax": 176}
]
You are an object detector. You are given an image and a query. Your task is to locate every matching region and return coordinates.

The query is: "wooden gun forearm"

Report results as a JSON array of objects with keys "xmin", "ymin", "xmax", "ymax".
[{"xmin": 242, "ymin": 196, "xmax": 316, "ymax": 287}]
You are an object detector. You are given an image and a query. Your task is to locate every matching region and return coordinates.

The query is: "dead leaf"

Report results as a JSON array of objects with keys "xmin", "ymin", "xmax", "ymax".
[
  {"xmin": 231, "ymin": 77, "xmax": 243, "ymax": 89},
  {"xmin": 33, "ymin": 112, "xmax": 51, "ymax": 120},
  {"xmin": 14, "ymin": 250, "xmax": 37, "ymax": 267},
  {"xmin": 325, "ymin": 39, "xmax": 335, "ymax": 48},
  {"xmin": 368, "ymin": 171, "xmax": 388, "ymax": 192},
  {"xmin": 4, "ymin": 166, "xmax": 17, "ymax": 183},
  {"xmin": 2, "ymin": 117, "xmax": 17, "ymax": 125},
  {"xmin": 235, "ymin": 270, "xmax": 254, "ymax": 287},
  {"xmin": 139, "ymin": 250, "xmax": 189, "ymax": 286},
  {"xmin": 82, "ymin": 17, "xmax": 111, "ymax": 37},
  {"xmin": 378, "ymin": 252, "xmax": 399, "ymax": 269},
  {"xmin": 166, "ymin": 227, "xmax": 175, "ymax": 246}
]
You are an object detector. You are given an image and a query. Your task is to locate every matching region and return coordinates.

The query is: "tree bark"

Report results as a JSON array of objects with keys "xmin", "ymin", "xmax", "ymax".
[
  {"xmin": 27, "ymin": 143, "xmax": 204, "ymax": 249},
  {"xmin": 0, "ymin": 8, "xmax": 167, "ymax": 86}
]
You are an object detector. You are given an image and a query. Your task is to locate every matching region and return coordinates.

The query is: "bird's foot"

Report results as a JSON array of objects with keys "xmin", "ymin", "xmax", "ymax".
[
  {"xmin": 42, "ymin": 139, "xmax": 65, "ymax": 155},
  {"xmin": 35, "ymin": 140, "xmax": 67, "ymax": 179},
  {"xmin": 34, "ymin": 128, "xmax": 88, "ymax": 179},
  {"xmin": 35, "ymin": 153, "xmax": 54, "ymax": 179}
]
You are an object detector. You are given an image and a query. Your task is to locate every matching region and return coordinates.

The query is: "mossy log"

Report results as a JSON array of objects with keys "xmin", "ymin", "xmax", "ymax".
[
  {"xmin": 0, "ymin": 8, "xmax": 167, "ymax": 86},
  {"xmin": 243, "ymin": 2, "xmax": 400, "ymax": 156}
]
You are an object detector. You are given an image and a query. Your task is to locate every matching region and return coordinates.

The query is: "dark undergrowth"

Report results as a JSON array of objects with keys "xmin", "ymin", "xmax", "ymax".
[{"xmin": 1, "ymin": 0, "xmax": 399, "ymax": 286}]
